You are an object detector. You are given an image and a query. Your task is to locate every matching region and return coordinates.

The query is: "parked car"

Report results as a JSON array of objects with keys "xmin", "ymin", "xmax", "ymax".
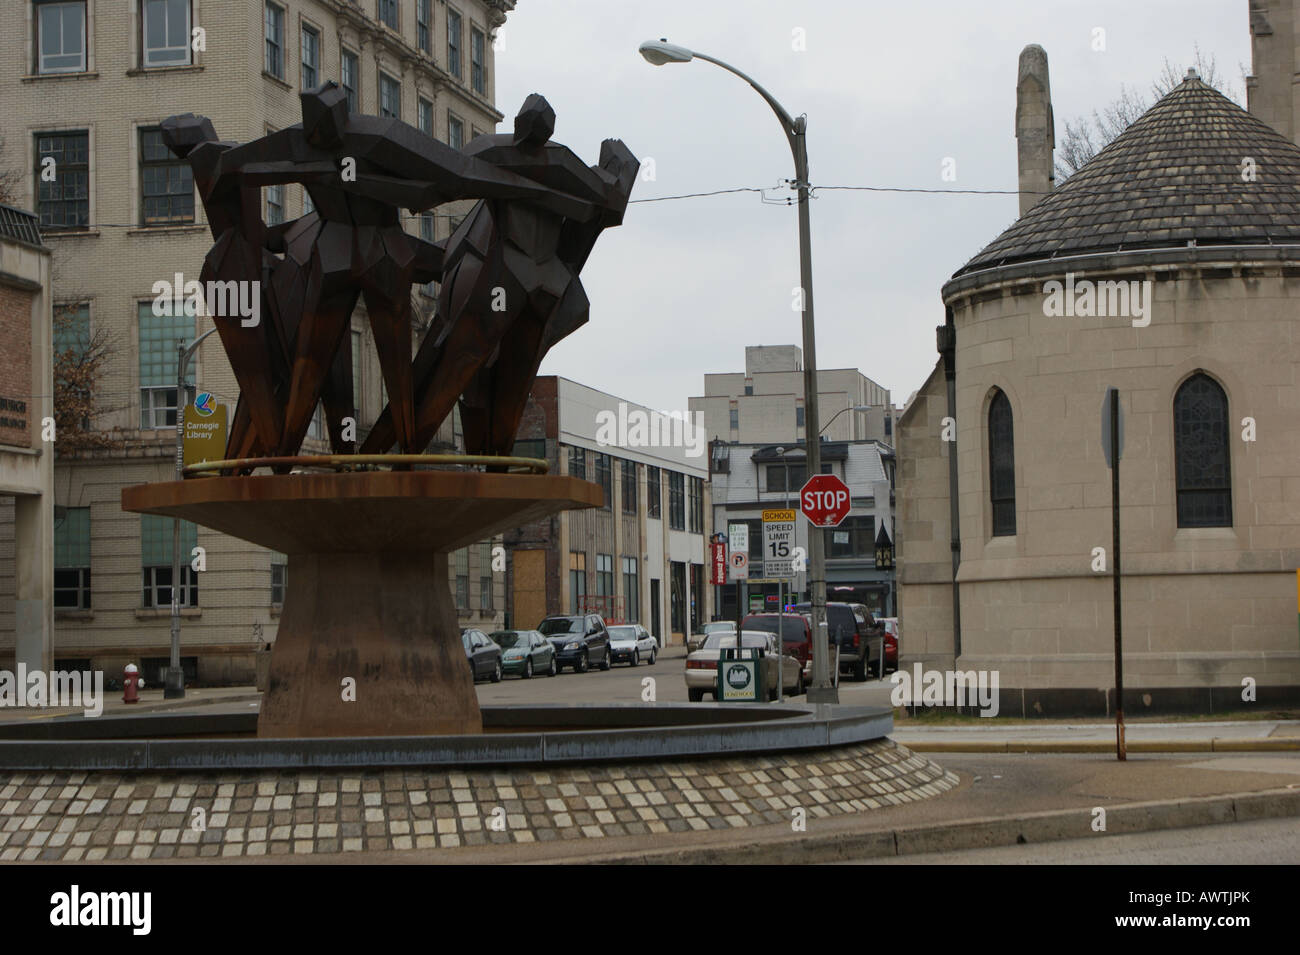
[
  {"xmin": 790, "ymin": 602, "xmax": 885, "ymax": 681},
  {"xmin": 462, "ymin": 628, "xmax": 502, "ymax": 683},
  {"xmin": 740, "ymin": 613, "xmax": 813, "ymax": 674},
  {"xmin": 684, "ymin": 630, "xmax": 803, "ymax": 702},
  {"xmin": 489, "ymin": 629, "xmax": 557, "ymax": 678},
  {"xmin": 538, "ymin": 614, "xmax": 611, "ymax": 673},
  {"xmin": 608, "ymin": 624, "xmax": 658, "ymax": 666},
  {"xmin": 688, "ymin": 621, "xmax": 734, "ymax": 653},
  {"xmin": 879, "ymin": 617, "xmax": 899, "ymax": 672}
]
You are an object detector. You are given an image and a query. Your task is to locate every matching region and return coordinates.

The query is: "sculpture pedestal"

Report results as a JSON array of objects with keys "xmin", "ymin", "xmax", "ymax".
[{"xmin": 122, "ymin": 470, "xmax": 600, "ymax": 738}]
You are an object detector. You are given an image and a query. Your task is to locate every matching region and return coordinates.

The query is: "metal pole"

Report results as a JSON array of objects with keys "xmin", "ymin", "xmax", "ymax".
[
  {"xmin": 166, "ymin": 327, "xmax": 217, "ymax": 699},
  {"xmin": 1110, "ymin": 388, "xmax": 1125, "ymax": 760}
]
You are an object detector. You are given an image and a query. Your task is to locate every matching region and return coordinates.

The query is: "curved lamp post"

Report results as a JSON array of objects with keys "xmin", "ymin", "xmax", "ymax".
[
  {"xmin": 640, "ymin": 39, "xmax": 836, "ymax": 702},
  {"xmin": 820, "ymin": 404, "xmax": 873, "ymax": 437}
]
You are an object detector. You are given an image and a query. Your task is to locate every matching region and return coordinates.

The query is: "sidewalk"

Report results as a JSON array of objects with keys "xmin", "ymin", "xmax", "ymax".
[
  {"xmin": 181, "ymin": 749, "xmax": 1300, "ymax": 864},
  {"xmin": 893, "ymin": 719, "xmax": 1300, "ymax": 753},
  {"xmin": 0, "ymin": 686, "xmax": 261, "ymax": 724}
]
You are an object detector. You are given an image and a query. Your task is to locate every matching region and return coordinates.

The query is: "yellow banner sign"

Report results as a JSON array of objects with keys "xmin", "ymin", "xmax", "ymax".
[
  {"xmin": 183, "ymin": 399, "xmax": 228, "ymax": 468},
  {"xmin": 762, "ymin": 509, "xmax": 796, "ymax": 522}
]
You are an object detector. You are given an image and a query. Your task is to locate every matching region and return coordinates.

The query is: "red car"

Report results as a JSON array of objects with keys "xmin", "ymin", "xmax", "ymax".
[{"xmin": 740, "ymin": 613, "xmax": 813, "ymax": 670}]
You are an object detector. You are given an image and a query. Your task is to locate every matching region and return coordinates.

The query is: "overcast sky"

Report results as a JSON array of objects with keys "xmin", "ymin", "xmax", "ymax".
[{"xmin": 494, "ymin": 0, "xmax": 1251, "ymax": 414}]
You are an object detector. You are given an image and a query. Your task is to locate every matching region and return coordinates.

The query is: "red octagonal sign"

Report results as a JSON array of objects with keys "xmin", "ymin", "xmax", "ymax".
[{"xmin": 799, "ymin": 474, "xmax": 852, "ymax": 527}]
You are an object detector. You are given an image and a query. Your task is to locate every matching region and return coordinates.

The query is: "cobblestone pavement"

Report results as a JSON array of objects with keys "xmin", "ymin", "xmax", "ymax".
[{"xmin": 0, "ymin": 739, "xmax": 957, "ymax": 861}]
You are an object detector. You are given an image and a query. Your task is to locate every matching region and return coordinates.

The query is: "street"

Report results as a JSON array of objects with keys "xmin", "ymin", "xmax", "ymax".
[{"xmin": 847, "ymin": 816, "xmax": 1300, "ymax": 865}]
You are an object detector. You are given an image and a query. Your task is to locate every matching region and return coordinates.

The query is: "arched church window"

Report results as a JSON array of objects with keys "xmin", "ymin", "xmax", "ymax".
[
  {"xmin": 988, "ymin": 389, "xmax": 1016, "ymax": 536},
  {"xmin": 1174, "ymin": 373, "xmax": 1232, "ymax": 527}
]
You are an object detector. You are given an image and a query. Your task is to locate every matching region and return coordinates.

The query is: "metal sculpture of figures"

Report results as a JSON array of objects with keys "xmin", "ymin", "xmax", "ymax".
[{"xmin": 162, "ymin": 84, "xmax": 635, "ymax": 467}]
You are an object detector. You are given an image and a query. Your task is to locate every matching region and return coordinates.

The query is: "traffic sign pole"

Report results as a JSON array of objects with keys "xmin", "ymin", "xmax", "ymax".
[{"xmin": 798, "ymin": 475, "xmax": 852, "ymax": 703}]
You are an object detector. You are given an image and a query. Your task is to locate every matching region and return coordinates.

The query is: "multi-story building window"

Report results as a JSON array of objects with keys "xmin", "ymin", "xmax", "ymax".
[
  {"xmin": 141, "ymin": 514, "xmax": 198, "ymax": 607},
  {"xmin": 568, "ymin": 551, "xmax": 586, "ymax": 613},
  {"xmin": 595, "ymin": 453, "xmax": 611, "ymax": 509},
  {"xmin": 448, "ymin": 113, "xmax": 464, "ymax": 149},
  {"xmin": 767, "ymin": 462, "xmax": 807, "ymax": 493},
  {"xmin": 1174, "ymin": 373, "xmax": 1232, "ymax": 528},
  {"xmin": 138, "ymin": 301, "xmax": 193, "ymax": 429},
  {"xmin": 270, "ymin": 552, "xmax": 287, "ymax": 605},
  {"xmin": 417, "ymin": 0, "xmax": 432, "ymax": 54},
  {"xmin": 264, "ymin": 2, "xmax": 285, "ymax": 79},
  {"xmin": 825, "ymin": 514, "xmax": 874, "ymax": 559},
  {"xmin": 988, "ymin": 388, "xmax": 1016, "ymax": 536},
  {"xmin": 568, "ymin": 445, "xmax": 585, "ymax": 480},
  {"xmin": 795, "ymin": 406, "xmax": 805, "ymax": 428},
  {"xmin": 35, "ymin": 131, "xmax": 89, "ymax": 231},
  {"xmin": 621, "ymin": 557, "xmax": 638, "ymax": 621},
  {"xmin": 595, "ymin": 553, "xmax": 613, "ymax": 605},
  {"xmin": 306, "ymin": 402, "xmax": 325, "ymax": 441},
  {"xmin": 417, "ymin": 97, "xmax": 433, "ymax": 135},
  {"xmin": 302, "ymin": 188, "xmax": 314, "ymax": 214},
  {"xmin": 378, "ymin": 0, "xmax": 398, "ymax": 30},
  {"xmin": 142, "ymin": 0, "xmax": 192, "ymax": 68},
  {"xmin": 471, "ymin": 27, "xmax": 486, "ymax": 94},
  {"xmin": 729, "ymin": 407, "xmax": 739, "ymax": 430},
  {"xmin": 35, "ymin": 0, "xmax": 87, "ymax": 74},
  {"xmin": 668, "ymin": 471, "xmax": 686, "ymax": 530},
  {"xmin": 265, "ymin": 183, "xmax": 284, "ymax": 224},
  {"xmin": 621, "ymin": 459, "xmax": 637, "ymax": 514},
  {"xmin": 478, "ymin": 541, "xmax": 493, "ymax": 611},
  {"xmin": 646, "ymin": 465, "xmax": 661, "ymax": 519},
  {"xmin": 301, "ymin": 24, "xmax": 319, "ymax": 88},
  {"xmin": 379, "ymin": 72, "xmax": 401, "ymax": 118},
  {"xmin": 447, "ymin": 8, "xmax": 462, "ymax": 76},
  {"xmin": 454, "ymin": 547, "xmax": 469, "ymax": 609},
  {"xmin": 420, "ymin": 212, "xmax": 434, "ymax": 242},
  {"xmin": 688, "ymin": 477, "xmax": 703, "ymax": 533},
  {"xmin": 341, "ymin": 49, "xmax": 359, "ymax": 111},
  {"xmin": 54, "ymin": 506, "xmax": 91, "ymax": 609},
  {"xmin": 139, "ymin": 127, "xmax": 194, "ymax": 226}
]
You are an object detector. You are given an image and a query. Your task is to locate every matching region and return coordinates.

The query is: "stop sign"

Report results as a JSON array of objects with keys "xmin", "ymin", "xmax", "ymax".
[{"xmin": 799, "ymin": 474, "xmax": 852, "ymax": 527}]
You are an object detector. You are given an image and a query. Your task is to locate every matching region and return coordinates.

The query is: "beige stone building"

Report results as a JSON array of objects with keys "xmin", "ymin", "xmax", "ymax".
[
  {"xmin": 691, "ymin": 345, "xmax": 895, "ymax": 447},
  {"xmin": 0, "ymin": 0, "xmax": 516, "ymax": 683},
  {"xmin": 897, "ymin": 16, "xmax": 1300, "ymax": 715}
]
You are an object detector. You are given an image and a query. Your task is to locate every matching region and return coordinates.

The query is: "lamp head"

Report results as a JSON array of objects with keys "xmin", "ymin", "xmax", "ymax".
[{"xmin": 639, "ymin": 39, "xmax": 693, "ymax": 66}]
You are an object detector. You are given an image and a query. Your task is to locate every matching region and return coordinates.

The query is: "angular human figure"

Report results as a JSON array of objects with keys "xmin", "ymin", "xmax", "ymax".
[
  {"xmin": 360, "ymin": 94, "xmax": 638, "ymax": 458},
  {"xmin": 164, "ymin": 83, "xmax": 584, "ymax": 459}
]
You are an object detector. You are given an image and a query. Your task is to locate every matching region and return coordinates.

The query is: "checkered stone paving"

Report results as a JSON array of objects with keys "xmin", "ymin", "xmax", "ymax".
[{"xmin": 0, "ymin": 739, "xmax": 957, "ymax": 861}]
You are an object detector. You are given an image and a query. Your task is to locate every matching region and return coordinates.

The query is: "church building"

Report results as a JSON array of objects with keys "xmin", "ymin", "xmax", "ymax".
[{"xmin": 896, "ymin": 1, "xmax": 1300, "ymax": 715}]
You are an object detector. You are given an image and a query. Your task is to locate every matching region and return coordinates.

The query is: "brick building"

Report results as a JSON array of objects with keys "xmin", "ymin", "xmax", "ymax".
[
  {"xmin": 505, "ymin": 377, "xmax": 712, "ymax": 645},
  {"xmin": 0, "ymin": 0, "xmax": 515, "ymax": 682}
]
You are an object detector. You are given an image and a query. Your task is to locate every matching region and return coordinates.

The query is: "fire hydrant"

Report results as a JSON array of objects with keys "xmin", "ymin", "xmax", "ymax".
[{"xmin": 123, "ymin": 664, "xmax": 144, "ymax": 703}]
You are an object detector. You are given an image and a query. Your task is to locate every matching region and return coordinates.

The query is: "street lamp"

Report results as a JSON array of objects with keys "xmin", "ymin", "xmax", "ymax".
[
  {"xmin": 165, "ymin": 326, "xmax": 217, "ymax": 699},
  {"xmin": 820, "ymin": 404, "xmax": 872, "ymax": 437},
  {"xmin": 640, "ymin": 38, "xmax": 838, "ymax": 702}
]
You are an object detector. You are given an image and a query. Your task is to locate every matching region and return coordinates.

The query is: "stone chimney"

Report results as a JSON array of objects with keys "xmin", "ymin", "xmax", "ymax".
[
  {"xmin": 1015, "ymin": 44, "xmax": 1054, "ymax": 217},
  {"xmin": 1248, "ymin": 0, "xmax": 1299, "ymax": 145}
]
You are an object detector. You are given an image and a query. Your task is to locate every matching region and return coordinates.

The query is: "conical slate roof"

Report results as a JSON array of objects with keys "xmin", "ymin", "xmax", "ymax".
[{"xmin": 953, "ymin": 74, "xmax": 1300, "ymax": 277}]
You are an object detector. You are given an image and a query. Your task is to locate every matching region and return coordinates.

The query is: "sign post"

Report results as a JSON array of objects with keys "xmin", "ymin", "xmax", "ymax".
[
  {"xmin": 763, "ymin": 509, "xmax": 797, "ymax": 703},
  {"xmin": 799, "ymin": 475, "xmax": 852, "ymax": 700},
  {"xmin": 1103, "ymin": 387, "xmax": 1125, "ymax": 761},
  {"xmin": 727, "ymin": 522, "xmax": 749, "ymax": 655}
]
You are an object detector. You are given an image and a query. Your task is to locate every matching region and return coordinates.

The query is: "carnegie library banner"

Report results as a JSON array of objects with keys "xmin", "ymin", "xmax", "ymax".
[{"xmin": 182, "ymin": 392, "xmax": 228, "ymax": 468}]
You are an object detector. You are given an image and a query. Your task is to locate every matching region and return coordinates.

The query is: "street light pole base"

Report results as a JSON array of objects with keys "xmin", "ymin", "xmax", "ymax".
[
  {"xmin": 806, "ymin": 685, "xmax": 839, "ymax": 704},
  {"xmin": 163, "ymin": 667, "xmax": 186, "ymax": 699}
]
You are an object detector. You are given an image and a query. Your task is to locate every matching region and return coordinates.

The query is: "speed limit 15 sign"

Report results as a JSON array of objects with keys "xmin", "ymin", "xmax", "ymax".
[{"xmin": 762, "ymin": 508, "xmax": 796, "ymax": 579}]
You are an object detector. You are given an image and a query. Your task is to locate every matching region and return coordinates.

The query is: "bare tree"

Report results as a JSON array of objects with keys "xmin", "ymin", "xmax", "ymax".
[
  {"xmin": 0, "ymin": 134, "xmax": 21, "ymax": 206},
  {"xmin": 51, "ymin": 300, "xmax": 129, "ymax": 453},
  {"xmin": 1055, "ymin": 45, "xmax": 1247, "ymax": 182}
]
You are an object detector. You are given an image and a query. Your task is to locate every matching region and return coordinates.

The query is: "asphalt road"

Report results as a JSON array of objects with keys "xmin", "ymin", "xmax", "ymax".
[
  {"xmin": 847, "ymin": 816, "xmax": 1300, "ymax": 864},
  {"xmin": 472, "ymin": 647, "xmax": 894, "ymax": 705}
]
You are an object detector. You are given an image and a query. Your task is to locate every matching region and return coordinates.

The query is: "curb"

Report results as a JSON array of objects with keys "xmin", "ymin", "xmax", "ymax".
[
  {"xmin": 554, "ymin": 786, "xmax": 1300, "ymax": 865},
  {"xmin": 899, "ymin": 739, "xmax": 1300, "ymax": 753}
]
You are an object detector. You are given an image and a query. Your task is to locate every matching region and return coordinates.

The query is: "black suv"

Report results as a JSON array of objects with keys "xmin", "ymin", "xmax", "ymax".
[
  {"xmin": 791, "ymin": 602, "xmax": 884, "ymax": 681},
  {"xmin": 538, "ymin": 614, "xmax": 611, "ymax": 673}
]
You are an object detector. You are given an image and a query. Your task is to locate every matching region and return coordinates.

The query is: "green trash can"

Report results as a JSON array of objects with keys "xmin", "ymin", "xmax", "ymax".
[{"xmin": 717, "ymin": 646, "xmax": 763, "ymax": 702}]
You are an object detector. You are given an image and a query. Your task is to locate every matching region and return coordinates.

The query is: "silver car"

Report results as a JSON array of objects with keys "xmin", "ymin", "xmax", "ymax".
[
  {"xmin": 684, "ymin": 630, "xmax": 803, "ymax": 702},
  {"xmin": 688, "ymin": 620, "xmax": 735, "ymax": 653},
  {"xmin": 608, "ymin": 624, "xmax": 658, "ymax": 666}
]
